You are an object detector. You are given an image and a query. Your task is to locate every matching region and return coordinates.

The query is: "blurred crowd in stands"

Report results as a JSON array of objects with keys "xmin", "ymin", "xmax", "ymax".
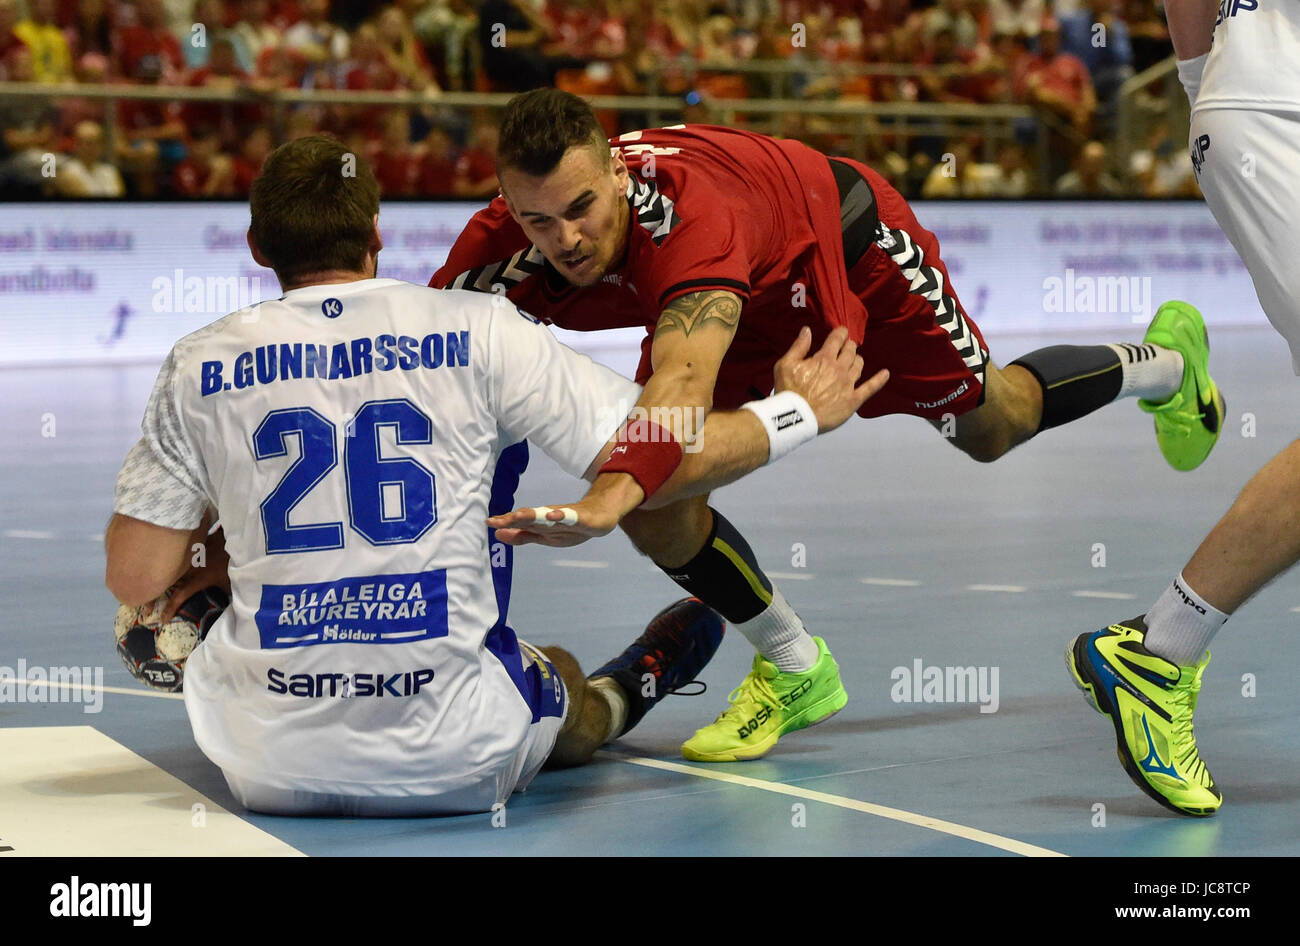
[{"xmin": 0, "ymin": 0, "xmax": 1194, "ymax": 199}]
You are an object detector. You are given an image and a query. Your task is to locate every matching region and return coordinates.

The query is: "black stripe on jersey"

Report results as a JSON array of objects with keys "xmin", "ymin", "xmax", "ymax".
[{"xmin": 658, "ymin": 278, "xmax": 752, "ymax": 308}]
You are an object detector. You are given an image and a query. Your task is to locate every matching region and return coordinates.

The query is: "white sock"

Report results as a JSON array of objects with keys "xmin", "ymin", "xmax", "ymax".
[
  {"xmin": 1144, "ymin": 573, "xmax": 1229, "ymax": 666},
  {"xmin": 736, "ymin": 589, "xmax": 819, "ymax": 673},
  {"xmin": 1106, "ymin": 343, "xmax": 1184, "ymax": 401},
  {"xmin": 589, "ymin": 676, "xmax": 628, "ymax": 742}
]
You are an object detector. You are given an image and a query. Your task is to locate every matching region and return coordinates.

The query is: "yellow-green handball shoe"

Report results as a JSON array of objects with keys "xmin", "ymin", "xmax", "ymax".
[
  {"xmin": 1139, "ymin": 300, "xmax": 1225, "ymax": 471},
  {"xmin": 1066, "ymin": 617, "xmax": 1221, "ymax": 817},
  {"xmin": 681, "ymin": 636, "xmax": 847, "ymax": 762}
]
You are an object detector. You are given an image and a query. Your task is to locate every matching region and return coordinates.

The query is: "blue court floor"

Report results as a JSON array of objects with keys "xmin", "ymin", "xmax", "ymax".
[{"xmin": 2, "ymin": 326, "xmax": 1298, "ymax": 857}]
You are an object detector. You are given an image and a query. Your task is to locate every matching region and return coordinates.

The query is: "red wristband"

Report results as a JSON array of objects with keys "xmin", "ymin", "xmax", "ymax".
[{"xmin": 598, "ymin": 420, "xmax": 684, "ymax": 500}]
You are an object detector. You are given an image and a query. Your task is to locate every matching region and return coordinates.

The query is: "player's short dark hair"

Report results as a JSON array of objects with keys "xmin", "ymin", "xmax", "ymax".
[
  {"xmin": 498, "ymin": 88, "xmax": 609, "ymax": 177},
  {"xmin": 249, "ymin": 134, "xmax": 380, "ymax": 283}
]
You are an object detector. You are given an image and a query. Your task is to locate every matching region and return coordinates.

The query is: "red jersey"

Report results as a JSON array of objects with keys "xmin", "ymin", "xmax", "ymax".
[
  {"xmin": 431, "ymin": 124, "xmax": 989, "ymax": 421},
  {"xmin": 431, "ymin": 124, "xmax": 864, "ymax": 345},
  {"xmin": 373, "ymin": 148, "xmax": 424, "ymax": 197},
  {"xmin": 116, "ymin": 25, "xmax": 183, "ymax": 79},
  {"xmin": 173, "ymin": 157, "xmax": 211, "ymax": 195}
]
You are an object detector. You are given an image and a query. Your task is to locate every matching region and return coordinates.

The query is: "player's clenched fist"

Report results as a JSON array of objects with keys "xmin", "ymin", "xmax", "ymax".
[{"xmin": 774, "ymin": 326, "xmax": 889, "ymax": 433}]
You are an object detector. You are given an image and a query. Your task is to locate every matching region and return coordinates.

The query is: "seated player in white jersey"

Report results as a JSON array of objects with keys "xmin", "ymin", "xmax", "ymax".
[{"xmin": 103, "ymin": 135, "xmax": 884, "ymax": 816}]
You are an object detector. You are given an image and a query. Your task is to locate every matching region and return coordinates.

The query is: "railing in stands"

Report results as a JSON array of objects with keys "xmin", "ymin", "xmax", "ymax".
[{"xmin": 0, "ymin": 80, "xmax": 1045, "ymax": 184}]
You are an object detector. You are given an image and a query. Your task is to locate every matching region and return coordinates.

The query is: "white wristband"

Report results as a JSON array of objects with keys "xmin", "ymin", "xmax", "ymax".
[
  {"xmin": 741, "ymin": 390, "xmax": 818, "ymax": 465},
  {"xmin": 1177, "ymin": 53, "xmax": 1207, "ymax": 108}
]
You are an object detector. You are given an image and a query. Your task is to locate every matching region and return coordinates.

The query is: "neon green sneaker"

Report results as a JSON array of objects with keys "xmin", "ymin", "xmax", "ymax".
[
  {"xmin": 681, "ymin": 636, "xmax": 847, "ymax": 762},
  {"xmin": 1066, "ymin": 617, "xmax": 1221, "ymax": 817},
  {"xmin": 1138, "ymin": 300, "xmax": 1225, "ymax": 471}
]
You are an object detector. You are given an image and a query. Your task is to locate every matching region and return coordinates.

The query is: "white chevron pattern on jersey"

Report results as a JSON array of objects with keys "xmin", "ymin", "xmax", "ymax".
[
  {"xmin": 449, "ymin": 245, "xmax": 547, "ymax": 293},
  {"xmin": 876, "ymin": 224, "xmax": 987, "ymax": 385}
]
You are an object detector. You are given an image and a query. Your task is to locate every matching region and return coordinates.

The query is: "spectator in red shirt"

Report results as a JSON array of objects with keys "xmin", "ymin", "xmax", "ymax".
[
  {"xmin": 545, "ymin": 0, "xmax": 625, "ymax": 62},
  {"xmin": 114, "ymin": 52, "xmax": 185, "ymax": 194},
  {"xmin": 186, "ymin": 35, "xmax": 257, "ymax": 148},
  {"xmin": 420, "ymin": 124, "xmax": 456, "ymax": 197},
  {"xmin": 232, "ymin": 123, "xmax": 272, "ymax": 194},
  {"xmin": 0, "ymin": 0, "xmax": 30, "ymax": 79},
  {"xmin": 255, "ymin": 40, "xmax": 304, "ymax": 87},
  {"xmin": 376, "ymin": 6, "xmax": 436, "ymax": 92},
  {"xmin": 58, "ymin": 50, "xmax": 111, "ymax": 135},
  {"xmin": 371, "ymin": 108, "xmax": 424, "ymax": 196},
  {"xmin": 267, "ymin": 0, "xmax": 302, "ymax": 31},
  {"xmin": 344, "ymin": 22, "xmax": 399, "ymax": 90},
  {"xmin": 918, "ymin": 27, "xmax": 983, "ymax": 103},
  {"xmin": 173, "ymin": 124, "xmax": 237, "ymax": 195},
  {"xmin": 116, "ymin": 0, "xmax": 184, "ymax": 81},
  {"xmin": 1023, "ymin": 18, "xmax": 1095, "ymax": 135},
  {"xmin": 452, "ymin": 121, "xmax": 498, "ymax": 199},
  {"xmin": 985, "ymin": 26, "xmax": 1034, "ymax": 103}
]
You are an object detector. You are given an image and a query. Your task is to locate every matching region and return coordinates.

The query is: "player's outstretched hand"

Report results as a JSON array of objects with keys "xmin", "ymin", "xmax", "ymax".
[
  {"xmin": 774, "ymin": 325, "xmax": 889, "ymax": 433},
  {"xmin": 487, "ymin": 500, "xmax": 621, "ymax": 548}
]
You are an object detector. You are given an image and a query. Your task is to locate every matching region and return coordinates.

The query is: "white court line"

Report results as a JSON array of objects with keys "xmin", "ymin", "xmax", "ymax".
[
  {"xmin": 89, "ymin": 532, "xmax": 105, "ymax": 542},
  {"xmin": 1072, "ymin": 590, "xmax": 1137, "ymax": 600},
  {"xmin": 3, "ymin": 529, "xmax": 53, "ymax": 539},
  {"xmin": 861, "ymin": 577, "xmax": 922, "ymax": 587},
  {"xmin": 967, "ymin": 584, "xmax": 1027, "ymax": 593},
  {"xmin": 552, "ymin": 560, "xmax": 609, "ymax": 569},
  {"xmin": 610, "ymin": 754, "xmax": 1065, "ymax": 857},
  {"xmin": 12, "ymin": 678, "xmax": 183, "ymax": 701},
  {"xmin": 766, "ymin": 571, "xmax": 814, "ymax": 581}
]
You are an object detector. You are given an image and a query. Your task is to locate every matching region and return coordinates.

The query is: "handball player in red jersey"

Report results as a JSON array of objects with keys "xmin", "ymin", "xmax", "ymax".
[{"xmin": 430, "ymin": 89, "xmax": 1224, "ymax": 763}]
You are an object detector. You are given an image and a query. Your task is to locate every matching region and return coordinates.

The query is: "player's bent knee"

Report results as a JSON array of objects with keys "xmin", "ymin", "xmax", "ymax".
[
  {"xmin": 538, "ymin": 645, "xmax": 584, "ymax": 705},
  {"xmin": 535, "ymin": 645, "xmax": 600, "ymax": 767},
  {"xmin": 620, "ymin": 494, "xmax": 713, "ymax": 567},
  {"xmin": 955, "ymin": 434, "xmax": 1013, "ymax": 464}
]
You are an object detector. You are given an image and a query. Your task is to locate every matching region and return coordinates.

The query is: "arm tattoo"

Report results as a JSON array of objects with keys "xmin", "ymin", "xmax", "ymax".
[{"xmin": 653, "ymin": 291, "xmax": 742, "ymax": 340}]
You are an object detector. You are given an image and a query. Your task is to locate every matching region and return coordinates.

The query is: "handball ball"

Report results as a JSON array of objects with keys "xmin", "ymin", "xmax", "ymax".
[{"xmin": 113, "ymin": 586, "xmax": 228, "ymax": 692}]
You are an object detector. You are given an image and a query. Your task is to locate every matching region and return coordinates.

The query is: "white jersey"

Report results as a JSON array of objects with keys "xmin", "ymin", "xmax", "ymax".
[
  {"xmin": 1197, "ymin": 0, "xmax": 1300, "ymax": 113},
  {"xmin": 114, "ymin": 277, "xmax": 639, "ymax": 798}
]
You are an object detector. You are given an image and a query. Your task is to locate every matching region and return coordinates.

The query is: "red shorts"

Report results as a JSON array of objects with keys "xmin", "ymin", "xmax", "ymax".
[{"xmin": 634, "ymin": 159, "xmax": 990, "ymax": 421}]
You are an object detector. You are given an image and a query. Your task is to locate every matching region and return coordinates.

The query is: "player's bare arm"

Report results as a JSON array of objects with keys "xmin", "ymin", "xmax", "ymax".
[
  {"xmin": 1164, "ymin": 0, "xmax": 1219, "ymax": 59},
  {"xmin": 1165, "ymin": 0, "xmax": 1218, "ymax": 104},
  {"xmin": 642, "ymin": 324, "xmax": 885, "ymax": 509},
  {"xmin": 489, "ymin": 326, "xmax": 888, "ymax": 545},
  {"xmin": 105, "ymin": 510, "xmax": 211, "ymax": 608},
  {"xmin": 561, "ymin": 288, "xmax": 744, "ymax": 524}
]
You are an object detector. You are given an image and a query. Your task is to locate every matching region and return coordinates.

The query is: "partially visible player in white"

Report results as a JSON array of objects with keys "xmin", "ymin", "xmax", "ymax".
[
  {"xmin": 1067, "ymin": 1, "xmax": 1300, "ymax": 815},
  {"xmin": 104, "ymin": 135, "xmax": 883, "ymax": 816}
]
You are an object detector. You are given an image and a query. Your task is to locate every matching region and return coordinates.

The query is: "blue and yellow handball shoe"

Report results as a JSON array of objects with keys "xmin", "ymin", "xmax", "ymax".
[
  {"xmin": 1066, "ymin": 617, "xmax": 1221, "ymax": 817},
  {"xmin": 589, "ymin": 598, "xmax": 725, "ymax": 738},
  {"xmin": 1139, "ymin": 300, "xmax": 1225, "ymax": 471}
]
